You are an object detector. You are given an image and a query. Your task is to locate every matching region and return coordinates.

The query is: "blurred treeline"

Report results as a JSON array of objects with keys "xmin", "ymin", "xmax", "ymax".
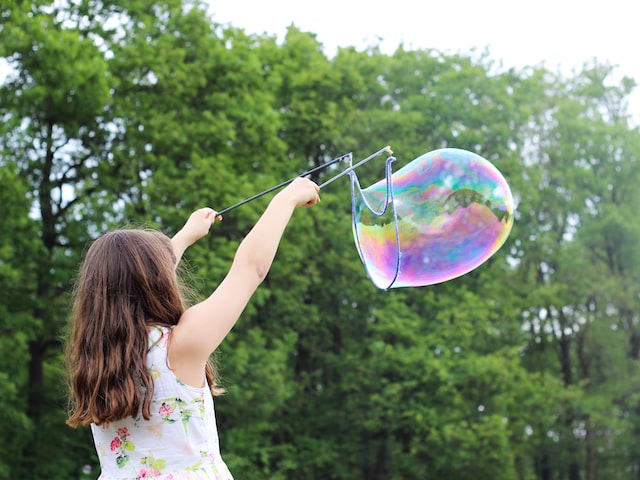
[{"xmin": 2, "ymin": 1, "xmax": 640, "ymax": 479}]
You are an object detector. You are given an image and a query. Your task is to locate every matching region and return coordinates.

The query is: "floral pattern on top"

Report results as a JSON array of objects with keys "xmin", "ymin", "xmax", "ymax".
[{"xmin": 109, "ymin": 427, "xmax": 135, "ymax": 469}]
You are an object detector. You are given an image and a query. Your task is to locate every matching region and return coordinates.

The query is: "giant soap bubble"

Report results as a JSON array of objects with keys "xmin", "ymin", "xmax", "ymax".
[{"xmin": 350, "ymin": 148, "xmax": 514, "ymax": 289}]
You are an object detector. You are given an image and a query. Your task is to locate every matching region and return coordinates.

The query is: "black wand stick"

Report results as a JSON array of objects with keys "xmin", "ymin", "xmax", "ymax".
[{"xmin": 217, "ymin": 146, "xmax": 392, "ymax": 216}]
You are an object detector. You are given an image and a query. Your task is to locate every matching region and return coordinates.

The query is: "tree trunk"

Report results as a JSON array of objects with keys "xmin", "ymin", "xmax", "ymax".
[
  {"xmin": 19, "ymin": 340, "xmax": 46, "ymax": 474},
  {"xmin": 585, "ymin": 424, "xmax": 595, "ymax": 480}
]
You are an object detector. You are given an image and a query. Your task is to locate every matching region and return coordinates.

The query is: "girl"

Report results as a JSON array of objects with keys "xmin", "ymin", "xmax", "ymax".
[{"xmin": 66, "ymin": 177, "xmax": 321, "ymax": 479}]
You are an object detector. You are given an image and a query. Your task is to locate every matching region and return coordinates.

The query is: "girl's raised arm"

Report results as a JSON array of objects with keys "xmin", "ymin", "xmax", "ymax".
[{"xmin": 169, "ymin": 177, "xmax": 320, "ymax": 384}]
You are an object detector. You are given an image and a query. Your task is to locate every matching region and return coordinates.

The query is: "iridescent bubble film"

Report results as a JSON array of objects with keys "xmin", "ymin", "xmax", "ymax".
[{"xmin": 350, "ymin": 148, "xmax": 514, "ymax": 289}]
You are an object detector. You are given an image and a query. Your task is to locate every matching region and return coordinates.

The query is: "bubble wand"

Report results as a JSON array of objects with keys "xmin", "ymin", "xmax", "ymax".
[{"xmin": 217, "ymin": 146, "xmax": 393, "ymax": 215}]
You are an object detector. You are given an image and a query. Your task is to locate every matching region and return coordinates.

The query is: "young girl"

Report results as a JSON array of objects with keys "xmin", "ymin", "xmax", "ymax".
[{"xmin": 66, "ymin": 177, "xmax": 321, "ymax": 479}]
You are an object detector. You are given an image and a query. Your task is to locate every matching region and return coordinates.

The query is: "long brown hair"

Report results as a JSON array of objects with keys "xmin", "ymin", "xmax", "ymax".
[{"xmin": 66, "ymin": 229, "xmax": 221, "ymax": 427}]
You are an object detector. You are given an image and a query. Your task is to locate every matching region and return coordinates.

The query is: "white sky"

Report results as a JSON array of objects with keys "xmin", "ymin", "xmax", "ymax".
[{"xmin": 208, "ymin": 0, "xmax": 640, "ymax": 120}]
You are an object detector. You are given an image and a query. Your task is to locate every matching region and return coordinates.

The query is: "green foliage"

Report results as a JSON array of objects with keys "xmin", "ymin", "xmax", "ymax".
[
  {"xmin": 0, "ymin": 163, "xmax": 35, "ymax": 479},
  {"xmin": 2, "ymin": 1, "xmax": 640, "ymax": 479}
]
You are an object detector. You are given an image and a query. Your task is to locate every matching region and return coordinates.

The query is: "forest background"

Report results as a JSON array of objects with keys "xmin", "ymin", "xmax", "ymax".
[{"xmin": 2, "ymin": 1, "xmax": 640, "ymax": 479}]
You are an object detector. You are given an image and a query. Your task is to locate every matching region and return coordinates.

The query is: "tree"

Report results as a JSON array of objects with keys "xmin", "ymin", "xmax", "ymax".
[
  {"xmin": 0, "ymin": 162, "xmax": 38, "ymax": 479},
  {"xmin": 511, "ymin": 61, "xmax": 640, "ymax": 480}
]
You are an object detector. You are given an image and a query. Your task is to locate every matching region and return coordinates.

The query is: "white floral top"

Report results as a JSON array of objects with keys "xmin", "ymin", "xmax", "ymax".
[{"xmin": 91, "ymin": 326, "xmax": 233, "ymax": 480}]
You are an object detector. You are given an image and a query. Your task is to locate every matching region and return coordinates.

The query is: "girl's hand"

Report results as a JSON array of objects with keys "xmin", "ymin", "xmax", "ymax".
[
  {"xmin": 179, "ymin": 208, "xmax": 222, "ymax": 246},
  {"xmin": 278, "ymin": 177, "xmax": 321, "ymax": 208},
  {"xmin": 171, "ymin": 209, "xmax": 221, "ymax": 265}
]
